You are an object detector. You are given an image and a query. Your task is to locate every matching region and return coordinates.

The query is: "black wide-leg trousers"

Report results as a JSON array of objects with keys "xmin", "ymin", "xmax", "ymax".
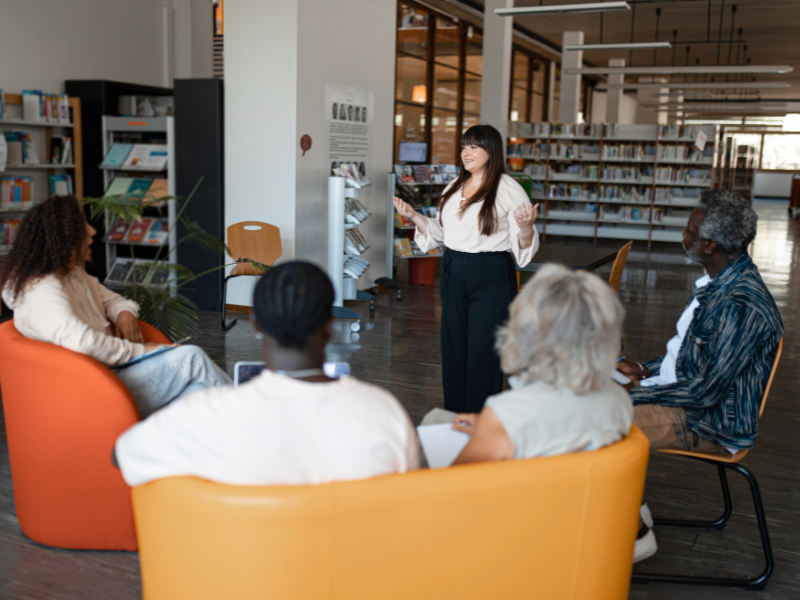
[{"xmin": 440, "ymin": 248, "xmax": 518, "ymax": 414}]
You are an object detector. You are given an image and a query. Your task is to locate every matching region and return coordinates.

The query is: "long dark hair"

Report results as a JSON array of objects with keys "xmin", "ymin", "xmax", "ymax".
[
  {"xmin": 1, "ymin": 196, "xmax": 87, "ymax": 302},
  {"xmin": 439, "ymin": 124, "xmax": 506, "ymax": 236}
]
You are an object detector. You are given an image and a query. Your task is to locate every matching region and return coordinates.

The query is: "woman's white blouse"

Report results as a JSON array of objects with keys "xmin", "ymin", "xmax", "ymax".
[{"xmin": 415, "ymin": 174, "xmax": 539, "ymax": 268}]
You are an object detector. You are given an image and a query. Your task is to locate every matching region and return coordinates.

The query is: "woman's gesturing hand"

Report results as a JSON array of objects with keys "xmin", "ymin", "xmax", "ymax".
[
  {"xmin": 452, "ymin": 413, "xmax": 479, "ymax": 435},
  {"xmin": 512, "ymin": 203, "xmax": 539, "ymax": 230},
  {"xmin": 393, "ymin": 196, "xmax": 418, "ymax": 219}
]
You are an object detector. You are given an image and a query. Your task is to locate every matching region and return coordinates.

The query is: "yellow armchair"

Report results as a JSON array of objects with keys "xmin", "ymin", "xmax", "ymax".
[{"xmin": 133, "ymin": 427, "xmax": 649, "ymax": 600}]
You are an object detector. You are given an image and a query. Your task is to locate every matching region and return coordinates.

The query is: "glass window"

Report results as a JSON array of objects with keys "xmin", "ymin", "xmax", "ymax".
[
  {"xmin": 434, "ymin": 18, "xmax": 460, "ymax": 68},
  {"xmin": 464, "ymin": 72, "xmax": 481, "ymax": 115},
  {"xmin": 395, "ymin": 103, "xmax": 427, "ymax": 158},
  {"xmin": 397, "ymin": 4, "xmax": 429, "ymax": 58},
  {"xmin": 433, "ymin": 63, "xmax": 459, "ymax": 110},
  {"xmin": 395, "ymin": 56, "xmax": 427, "ymax": 104},
  {"xmin": 431, "ymin": 109, "xmax": 459, "ymax": 164},
  {"xmin": 512, "ymin": 51, "xmax": 529, "ymax": 89},
  {"xmin": 531, "ymin": 59, "xmax": 546, "ymax": 94},
  {"xmin": 462, "ymin": 112, "xmax": 480, "ymax": 134},
  {"xmin": 465, "ymin": 30, "xmax": 482, "ymax": 75},
  {"xmin": 762, "ymin": 134, "xmax": 800, "ymax": 170},
  {"xmin": 510, "ymin": 87, "xmax": 527, "ymax": 122}
]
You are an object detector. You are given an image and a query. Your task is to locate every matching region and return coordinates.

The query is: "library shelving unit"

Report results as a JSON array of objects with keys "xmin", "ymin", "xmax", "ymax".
[
  {"xmin": 100, "ymin": 116, "xmax": 176, "ymax": 283},
  {"xmin": 327, "ymin": 176, "xmax": 375, "ymax": 331},
  {"xmin": 386, "ymin": 172, "xmax": 446, "ymax": 282},
  {"xmin": 507, "ymin": 122, "xmax": 719, "ymax": 245},
  {"xmin": 0, "ymin": 92, "xmax": 83, "ymax": 259},
  {"xmin": 719, "ymin": 139, "xmax": 757, "ymax": 200}
]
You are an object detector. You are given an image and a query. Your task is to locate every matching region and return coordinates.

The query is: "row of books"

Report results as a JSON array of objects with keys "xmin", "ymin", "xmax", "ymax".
[
  {"xmin": 657, "ymin": 146, "xmax": 712, "ymax": 161},
  {"xmin": 345, "ymin": 228, "xmax": 370, "ymax": 256},
  {"xmin": 509, "ymin": 122, "xmax": 603, "ymax": 139},
  {"xmin": 394, "ymin": 213, "xmax": 415, "ymax": 228},
  {"xmin": 654, "ymin": 167, "xmax": 712, "ymax": 184},
  {"xmin": 332, "ymin": 163, "xmax": 371, "ymax": 188},
  {"xmin": 49, "ymin": 174, "xmax": 73, "ymax": 196},
  {"xmin": 0, "ymin": 219, "xmax": 21, "ymax": 249},
  {"xmin": 118, "ymin": 95, "xmax": 174, "ymax": 118},
  {"xmin": 105, "ymin": 258, "xmax": 170, "ymax": 288},
  {"xmin": 344, "ymin": 198, "xmax": 370, "ymax": 226},
  {"xmin": 551, "ymin": 165, "xmax": 599, "ymax": 180},
  {"xmin": 21, "ymin": 91, "xmax": 71, "ymax": 123},
  {"xmin": 3, "ymin": 131, "xmax": 39, "ymax": 165},
  {"xmin": 104, "ymin": 177, "xmax": 168, "ymax": 204},
  {"xmin": 105, "ymin": 217, "xmax": 170, "ymax": 245},
  {"xmin": 101, "ymin": 143, "xmax": 169, "ymax": 171},
  {"xmin": 0, "ymin": 176, "xmax": 34, "ymax": 207},
  {"xmin": 658, "ymin": 125, "xmax": 696, "ymax": 139},
  {"xmin": 393, "ymin": 237, "xmax": 444, "ymax": 258},
  {"xmin": 50, "ymin": 136, "xmax": 73, "ymax": 164},
  {"xmin": 603, "ymin": 144, "xmax": 656, "ymax": 160},
  {"xmin": 394, "ymin": 164, "xmax": 459, "ymax": 185}
]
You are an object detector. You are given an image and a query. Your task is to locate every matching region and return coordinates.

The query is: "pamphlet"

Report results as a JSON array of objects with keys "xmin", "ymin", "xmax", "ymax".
[
  {"xmin": 100, "ymin": 143, "xmax": 134, "ymax": 169},
  {"xmin": 122, "ymin": 144, "xmax": 168, "ymax": 171},
  {"xmin": 417, "ymin": 423, "xmax": 470, "ymax": 469}
]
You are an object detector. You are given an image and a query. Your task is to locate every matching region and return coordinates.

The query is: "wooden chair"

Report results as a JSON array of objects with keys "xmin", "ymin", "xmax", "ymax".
[
  {"xmin": 223, "ymin": 221, "xmax": 282, "ymax": 331},
  {"xmin": 632, "ymin": 337, "xmax": 783, "ymax": 590},
  {"xmin": 608, "ymin": 241, "xmax": 633, "ymax": 292}
]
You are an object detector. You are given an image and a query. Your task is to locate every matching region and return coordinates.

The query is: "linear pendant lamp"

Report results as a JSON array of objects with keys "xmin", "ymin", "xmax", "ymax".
[
  {"xmin": 596, "ymin": 81, "xmax": 791, "ymax": 91},
  {"xmin": 564, "ymin": 42, "xmax": 671, "ymax": 51},
  {"xmin": 566, "ymin": 65, "xmax": 793, "ymax": 76},
  {"xmin": 495, "ymin": 2, "xmax": 629, "ymax": 17}
]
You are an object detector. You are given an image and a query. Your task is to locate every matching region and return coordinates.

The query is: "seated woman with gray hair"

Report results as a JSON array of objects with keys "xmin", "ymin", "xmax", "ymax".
[{"xmin": 429, "ymin": 263, "xmax": 633, "ymax": 464}]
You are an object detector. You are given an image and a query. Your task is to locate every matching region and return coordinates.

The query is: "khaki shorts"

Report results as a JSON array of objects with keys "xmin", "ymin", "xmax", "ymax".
[{"xmin": 633, "ymin": 404, "xmax": 731, "ymax": 455}]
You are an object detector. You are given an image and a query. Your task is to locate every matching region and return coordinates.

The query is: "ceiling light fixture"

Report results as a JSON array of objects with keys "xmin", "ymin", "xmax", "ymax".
[
  {"xmin": 596, "ymin": 81, "xmax": 790, "ymax": 91},
  {"xmin": 495, "ymin": 2, "xmax": 630, "ymax": 17},
  {"xmin": 564, "ymin": 42, "xmax": 671, "ymax": 51},
  {"xmin": 567, "ymin": 65, "xmax": 793, "ymax": 76}
]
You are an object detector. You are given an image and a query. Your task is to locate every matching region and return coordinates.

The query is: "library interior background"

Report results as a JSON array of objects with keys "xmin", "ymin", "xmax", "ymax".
[{"xmin": 2, "ymin": 0, "xmax": 800, "ymax": 599}]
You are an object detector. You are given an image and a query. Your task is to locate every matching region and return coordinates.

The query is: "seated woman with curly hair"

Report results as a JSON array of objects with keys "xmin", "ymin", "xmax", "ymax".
[{"xmin": 1, "ymin": 196, "xmax": 230, "ymax": 417}]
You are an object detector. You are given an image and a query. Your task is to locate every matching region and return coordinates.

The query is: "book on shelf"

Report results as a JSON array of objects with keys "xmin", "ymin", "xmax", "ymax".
[
  {"xmin": 129, "ymin": 260, "xmax": 152, "ymax": 286},
  {"xmin": 332, "ymin": 162, "xmax": 371, "ymax": 188},
  {"xmin": 144, "ymin": 219, "xmax": 169, "ymax": 245},
  {"xmin": 105, "ymin": 258, "xmax": 134, "ymax": 286},
  {"xmin": 122, "ymin": 144, "xmax": 168, "ymax": 171},
  {"xmin": 20, "ymin": 91, "xmax": 70, "ymax": 123},
  {"xmin": 0, "ymin": 219, "xmax": 21, "ymax": 249},
  {"xmin": 127, "ymin": 178, "xmax": 154, "ymax": 200},
  {"xmin": 148, "ymin": 263, "xmax": 171, "ymax": 288},
  {"xmin": 145, "ymin": 178, "xmax": 169, "ymax": 205},
  {"xmin": 429, "ymin": 165, "xmax": 444, "ymax": 184},
  {"xmin": 124, "ymin": 218, "xmax": 155, "ymax": 243},
  {"xmin": 104, "ymin": 177, "xmax": 169, "ymax": 204},
  {"xmin": 394, "ymin": 212, "xmax": 415, "ymax": 228},
  {"xmin": 2, "ymin": 131, "xmax": 39, "ymax": 165},
  {"xmin": 1, "ymin": 176, "xmax": 34, "ymax": 207},
  {"xmin": 48, "ymin": 174, "xmax": 73, "ymax": 196},
  {"xmin": 413, "ymin": 166, "xmax": 430, "ymax": 183},
  {"xmin": 395, "ymin": 164, "xmax": 415, "ymax": 184},
  {"xmin": 105, "ymin": 217, "xmax": 131, "ymax": 242},
  {"xmin": 394, "ymin": 164, "xmax": 459, "ymax": 184},
  {"xmin": 100, "ymin": 143, "xmax": 133, "ymax": 169},
  {"xmin": 118, "ymin": 95, "xmax": 174, "ymax": 118},
  {"xmin": 104, "ymin": 177, "xmax": 135, "ymax": 198},
  {"xmin": 394, "ymin": 237, "xmax": 414, "ymax": 258}
]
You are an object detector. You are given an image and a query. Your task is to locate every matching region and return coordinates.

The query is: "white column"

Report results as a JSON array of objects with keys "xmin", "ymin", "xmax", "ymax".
[
  {"xmin": 173, "ymin": 0, "xmax": 214, "ymax": 79},
  {"xmin": 558, "ymin": 31, "xmax": 583, "ymax": 124},
  {"xmin": 546, "ymin": 61, "xmax": 556, "ymax": 121},
  {"xmin": 605, "ymin": 58, "xmax": 625, "ymax": 123},
  {"xmin": 636, "ymin": 77, "xmax": 668, "ymax": 125},
  {"xmin": 225, "ymin": 0, "xmax": 299, "ymax": 306},
  {"xmin": 481, "ymin": 0, "xmax": 513, "ymax": 138}
]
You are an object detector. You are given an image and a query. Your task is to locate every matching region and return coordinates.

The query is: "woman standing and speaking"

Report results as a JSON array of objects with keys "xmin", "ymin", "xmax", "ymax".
[{"xmin": 393, "ymin": 124, "xmax": 538, "ymax": 413}]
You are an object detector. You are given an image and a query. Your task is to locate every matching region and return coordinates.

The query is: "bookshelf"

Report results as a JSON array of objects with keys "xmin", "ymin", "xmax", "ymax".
[
  {"xmin": 507, "ymin": 122, "xmax": 719, "ymax": 245},
  {"xmin": 100, "ymin": 116, "xmax": 176, "ymax": 287},
  {"xmin": 327, "ymin": 175, "xmax": 376, "ymax": 331}
]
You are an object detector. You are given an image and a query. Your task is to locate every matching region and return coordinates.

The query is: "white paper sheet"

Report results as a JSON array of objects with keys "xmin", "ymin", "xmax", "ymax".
[
  {"xmin": 417, "ymin": 423, "xmax": 471, "ymax": 469},
  {"xmin": 612, "ymin": 370, "xmax": 631, "ymax": 385}
]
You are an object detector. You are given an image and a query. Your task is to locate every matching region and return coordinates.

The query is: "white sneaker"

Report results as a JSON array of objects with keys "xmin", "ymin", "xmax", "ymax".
[
  {"xmin": 634, "ymin": 527, "xmax": 658, "ymax": 564},
  {"xmin": 640, "ymin": 503, "xmax": 654, "ymax": 529}
]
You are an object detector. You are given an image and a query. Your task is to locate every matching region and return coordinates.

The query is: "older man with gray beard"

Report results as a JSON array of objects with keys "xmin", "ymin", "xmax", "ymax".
[{"xmin": 618, "ymin": 189, "xmax": 783, "ymax": 563}]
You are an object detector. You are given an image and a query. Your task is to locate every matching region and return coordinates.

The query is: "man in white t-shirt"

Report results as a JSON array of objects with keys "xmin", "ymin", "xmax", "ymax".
[{"xmin": 115, "ymin": 262, "xmax": 418, "ymax": 487}]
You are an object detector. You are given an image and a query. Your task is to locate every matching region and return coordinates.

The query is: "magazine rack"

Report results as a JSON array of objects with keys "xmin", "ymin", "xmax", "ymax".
[{"xmin": 327, "ymin": 176, "xmax": 375, "ymax": 332}]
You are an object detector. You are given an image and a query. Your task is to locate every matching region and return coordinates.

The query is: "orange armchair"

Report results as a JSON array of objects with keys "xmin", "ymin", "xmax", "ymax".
[
  {"xmin": 0, "ymin": 319, "xmax": 169, "ymax": 551},
  {"xmin": 133, "ymin": 427, "xmax": 650, "ymax": 600}
]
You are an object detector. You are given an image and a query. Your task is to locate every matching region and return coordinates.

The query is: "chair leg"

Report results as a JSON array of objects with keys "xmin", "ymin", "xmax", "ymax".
[
  {"xmin": 653, "ymin": 464, "xmax": 732, "ymax": 530},
  {"xmin": 632, "ymin": 461, "xmax": 773, "ymax": 590},
  {"xmin": 221, "ymin": 276, "xmax": 237, "ymax": 332}
]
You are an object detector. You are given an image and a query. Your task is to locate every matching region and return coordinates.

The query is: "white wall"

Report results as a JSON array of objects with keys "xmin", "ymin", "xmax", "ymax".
[
  {"xmin": 753, "ymin": 171, "xmax": 794, "ymax": 199},
  {"xmin": 225, "ymin": 0, "xmax": 397, "ymax": 307},
  {"xmin": 0, "ymin": 0, "xmax": 169, "ymax": 93}
]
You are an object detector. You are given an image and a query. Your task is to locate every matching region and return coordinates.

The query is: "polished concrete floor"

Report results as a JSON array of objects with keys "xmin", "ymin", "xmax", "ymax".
[{"xmin": 0, "ymin": 200, "xmax": 798, "ymax": 599}]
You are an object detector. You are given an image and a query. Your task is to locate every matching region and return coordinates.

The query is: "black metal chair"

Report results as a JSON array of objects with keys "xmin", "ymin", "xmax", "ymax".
[{"xmin": 632, "ymin": 337, "xmax": 783, "ymax": 591}]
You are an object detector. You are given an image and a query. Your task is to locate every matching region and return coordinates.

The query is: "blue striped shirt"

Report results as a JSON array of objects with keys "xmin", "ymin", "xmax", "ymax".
[{"xmin": 630, "ymin": 255, "xmax": 783, "ymax": 449}]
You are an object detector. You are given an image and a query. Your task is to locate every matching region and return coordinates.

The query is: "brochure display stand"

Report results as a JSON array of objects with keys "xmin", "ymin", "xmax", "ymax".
[
  {"xmin": 327, "ymin": 176, "xmax": 375, "ymax": 332},
  {"xmin": 100, "ymin": 116, "xmax": 176, "ymax": 287}
]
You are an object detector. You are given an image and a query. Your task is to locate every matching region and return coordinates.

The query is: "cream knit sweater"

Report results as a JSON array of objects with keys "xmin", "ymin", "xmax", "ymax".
[{"xmin": 2, "ymin": 268, "xmax": 146, "ymax": 366}]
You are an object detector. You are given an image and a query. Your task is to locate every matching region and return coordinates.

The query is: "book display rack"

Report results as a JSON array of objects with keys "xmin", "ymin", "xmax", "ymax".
[
  {"xmin": 0, "ymin": 91, "xmax": 83, "ymax": 258},
  {"xmin": 328, "ymin": 168, "xmax": 377, "ymax": 331},
  {"xmin": 100, "ymin": 116, "xmax": 176, "ymax": 288},
  {"xmin": 507, "ymin": 122, "xmax": 719, "ymax": 244}
]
